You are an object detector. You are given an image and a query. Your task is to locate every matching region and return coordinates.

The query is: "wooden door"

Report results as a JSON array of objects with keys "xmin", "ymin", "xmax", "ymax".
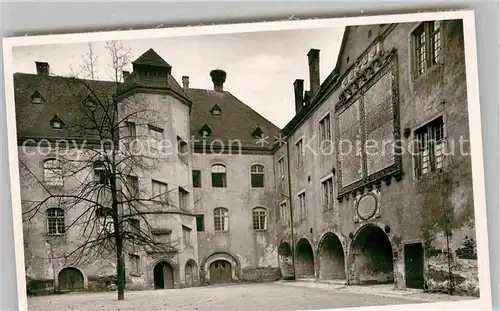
[{"xmin": 209, "ymin": 260, "xmax": 232, "ymax": 284}]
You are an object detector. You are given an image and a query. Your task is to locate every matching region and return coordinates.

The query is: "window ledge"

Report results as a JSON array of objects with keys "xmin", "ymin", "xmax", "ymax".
[
  {"xmin": 46, "ymin": 233, "xmax": 66, "ymax": 237},
  {"xmin": 412, "ymin": 63, "xmax": 441, "ymax": 84},
  {"xmin": 129, "ymin": 273, "xmax": 141, "ymax": 277},
  {"xmin": 254, "ymin": 229, "xmax": 267, "ymax": 233}
]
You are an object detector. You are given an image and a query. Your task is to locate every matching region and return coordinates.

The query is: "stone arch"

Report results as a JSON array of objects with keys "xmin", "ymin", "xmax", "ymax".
[
  {"xmin": 57, "ymin": 267, "xmax": 86, "ymax": 292},
  {"xmin": 184, "ymin": 259, "xmax": 199, "ymax": 287},
  {"xmin": 149, "ymin": 257, "xmax": 179, "ymax": 289},
  {"xmin": 295, "ymin": 238, "xmax": 315, "ymax": 278},
  {"xmin": 349, "ymin": 223, "xmax": 394, "ymax": 285},
  {"xmin": 278, "ymin": 241, "xmax": 294, "ymax": 279},
  {"xmin": 318, "ymin": 232, "xmax": 346, "ymax": 280},
  {"xmin": 201, "ymin": 252, "xmax": 240, "ymax": 284}
]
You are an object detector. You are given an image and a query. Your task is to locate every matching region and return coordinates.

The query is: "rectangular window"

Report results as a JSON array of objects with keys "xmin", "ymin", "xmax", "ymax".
[
  {"xmin": 412, "ymin": 20, "xmax": 442, "ymax": 79},
  {"xmin": 129, "ymin": 254, "xmax": 140, "ymax": 275},
  {"xmin": 183, "ymin": 225, "xmax": 192, "ymax": 246},
  {"xmin": 94, "ymin": 161, "xmax": 109, "ymax": 185},
  {"xmin": 214, "ymin": 208, "xmax": 229, "ymax": 232},
  {"xmin": 319, "ymin": 114, "xmax": 332, "ymax": 142},
  {"xmin": 196, "ymin": 214, "xmax": 205, "ymax": 232},
  {"xmin": 125, "ymin": 121, "xmax": 136, "ymax": 140},
  {"xmin": 252, "ymin": 208, "xmax": 267, "ymax": 231},
  {"xmin": 414, "ymin": 116, "xmax": 444, "ymax": 178},
  {"xmin": 295, "ymin": 139, "xmax": 304, "ymax": 167},
  {"xmin": 321, "ymin": 177, "xmax": 334, "ymax": 211},
  {"xmin": 148, "ymin": 125, "xmax": 164, "ymax": 150},
  {"xmin": 279, "ymin": 201, "xmax": 287, "ymax": 221},
  {"xmin": 298, "ymin": 192, "xmax": 306, "ymax": 219},
  {"xmin": 250, "ymin": 165, "xmax": 265, "ymax": 188},
  {"xmin": 177, "ymin": 136, "xmax": 189, "ymax": 163},
  {"xmin": 152, "ymin": 180, "xmax": 168, "ymax": 202},
  {"xmin": 178, "ymin": 187, "xmax": 189, "ymax": 210},
  {"xmin": 277, "ymin": 157, "xmax": 285, "ymax": 179},
  {"xmin": 192, "ymin": 170, "xmax": 202, "ymax": 188},
  {"xmin": 126, "ymin": 175, "xmax": 139, "ymax": 198},
  {"xmin": 44, "ymin": 159, "xmax": 63, "ymax": 187},
  {"xmin": 211, "ymin": 165, "xmax": 227, "ymax": 187}
]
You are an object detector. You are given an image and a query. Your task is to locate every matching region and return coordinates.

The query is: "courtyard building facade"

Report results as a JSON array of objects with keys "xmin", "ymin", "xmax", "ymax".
[{"xmin": 15, "ymin": 19, "xmax": 478, "ymax": 297}]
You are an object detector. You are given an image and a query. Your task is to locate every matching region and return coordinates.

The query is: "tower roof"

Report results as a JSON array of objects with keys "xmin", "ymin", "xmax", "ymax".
[{"xmin": 132, "ymin": 48, "xmax": 171, "ymax": 68}]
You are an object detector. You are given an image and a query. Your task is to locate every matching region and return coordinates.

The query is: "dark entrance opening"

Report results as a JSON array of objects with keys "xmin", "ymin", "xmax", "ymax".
[
  {"xmin": 209, "ymin": 260, "xmax": 232, "ymax": 284},
  {"xmin": 404, "ymin": 243, "xmax": 425, "ymax": 289},
  {"xmin": 350, "ymin": 225, "xmax": 394, "ymax": 285},
  {"xmin": 295, "ymin": 238, "xmax": 315, "ymax": 278},
  {"xmin": 153, "ymin": 262, "xmax": 175, "ymax": 289},
  {"xmin": 319, "ymin": 233, "xmax": 346, "ymax": 280},
  {"xmin": 185, "ymin": 261, "xmax": 198, "ymax": 287},
  {"xmin": 58, "ymin": 267, "xmax": 84, "ymax": 292},
  {"xmin": 278, "ymin": 242, "xmax": 294, "ymax": 280}
]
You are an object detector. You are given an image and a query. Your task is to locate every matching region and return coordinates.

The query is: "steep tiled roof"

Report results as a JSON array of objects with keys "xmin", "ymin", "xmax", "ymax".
[
  {"xmin": 13, "ymin": 73, "xmax": 117, "ymax": 142},
  {"xmin": 132, "ymin": 48, "xmax": 171, "ymax": 68},
  {"xmin": 188, "ymin": 88, "xmax": 280, "ymax": 150}
]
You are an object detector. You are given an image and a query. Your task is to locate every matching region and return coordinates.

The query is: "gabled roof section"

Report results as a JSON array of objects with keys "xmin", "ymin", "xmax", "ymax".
[
  {"xmin": 188, "ymin": 88, "xmax": 280, "ymax": 150},
  {"xmin": 132, "ymin": 48, "xmax": 171, "ymax": 68}
]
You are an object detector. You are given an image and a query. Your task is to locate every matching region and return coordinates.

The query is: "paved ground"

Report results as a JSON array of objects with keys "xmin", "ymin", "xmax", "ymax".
[{"xmin": 27, "ymin": 282, "xmax": 473, "ymax": 311}]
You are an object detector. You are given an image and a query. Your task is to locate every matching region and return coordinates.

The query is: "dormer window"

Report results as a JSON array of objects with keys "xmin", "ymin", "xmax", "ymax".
[
  {"xmin": 251, "ymin": 127, "xmax": 264, "ymax": 139},
  {"xmin": 50, "ymin": 115, "xmax": 64, "ymax": 129},
  {"xmin": 211, "ymin": 104, "xmax": 222, "ymax": 116},
  {"xmin": 199, "ymin": 124, "xmax": 212, "ymax": 137},
  {"xmin": 31, "ymin": 91, "xmax": 45, "ymax": 104},
  {"xmin": 83, "ymin": 95, "xmax": 97, "ymax": 110}
]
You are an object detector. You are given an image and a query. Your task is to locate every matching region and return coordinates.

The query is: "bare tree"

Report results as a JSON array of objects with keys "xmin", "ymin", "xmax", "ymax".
[{"xmin": 20, "ymin": 41, "xmax": 192, "ymax": 300}]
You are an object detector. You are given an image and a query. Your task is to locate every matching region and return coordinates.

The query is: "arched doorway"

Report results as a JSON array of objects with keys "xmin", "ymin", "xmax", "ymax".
[
  {"xmin": 209, "ymin": 260, "xmax": 232, "ymax": 284},
  {"xmin": 318, "ymin": 233, "xmax": 346, "ymax": 280},
  {"xmin": 295, "ymin": 238, "xmax": 314, "ymax": 278},
  {"xmin": 350, "ymin": 225, "xmax": 394, "ymax": 285},
  {"xmin": 185, "ymin": 260, "xmax": 198, "ymax": 287},
  {"xmin": 278, "ymin": 242, "xmax": 294, "ymax": 280},
  {"xmin": 58, "ymin": 267, "xmax": 84, "ymax": 291},
  {"xmin": 153, "ymin": 261, "xmax": 175, "ymax": 289}
]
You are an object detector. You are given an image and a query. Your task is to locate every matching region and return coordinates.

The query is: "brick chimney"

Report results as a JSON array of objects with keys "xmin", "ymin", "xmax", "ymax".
[
  {"xmin": 307, "ymin": 49, "xmax": 320, "ymax": 96},
  {"xmin": 294, "ymin": 79, "xmax": 304, "ymax": 114},
  {"xmin": 182, "ymin": 76, "xmax": 190, "ymax": 92},
  {"xmin": 210, "ymin": 69, "xmax": 226, "ymax": 92},
  {"xmin": 35, "ymin": 61, "xmax": 50, "ymax": 76}
]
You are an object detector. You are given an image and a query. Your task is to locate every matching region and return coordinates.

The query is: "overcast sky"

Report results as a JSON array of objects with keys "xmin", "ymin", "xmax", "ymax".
[{"xmin": 12, "ymin": 27, "xmax": 344, "ymax": 128}]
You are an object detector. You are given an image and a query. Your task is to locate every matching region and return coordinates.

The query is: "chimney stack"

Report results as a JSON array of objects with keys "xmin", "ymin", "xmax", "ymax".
[
  {"xmin": 293, "ymin": 79, "xmax": 304, "ymax": 114},
  {"xmin": 210, "ymin": 69, "xmax": 226, "ymax": 92},
  {"xmin": 35, "ymin": 62, "xmax": 50, "ymax": 76},
  {"xmin": 122, "ymin": 71, "xmax": 130, "ymax": 80},
  {"xmin": 307, "ymin": 49, "xmax": 320, "ymax": 96},
  {"xmin": 182, "ymin": 76, "xmax": 190, "ymax": 92}
]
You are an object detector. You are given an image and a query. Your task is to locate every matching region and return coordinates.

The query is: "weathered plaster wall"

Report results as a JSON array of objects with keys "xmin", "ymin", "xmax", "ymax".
[
  {"xmin": 192, "ymin": 152, "xmax": 279, "ymax": 284},
  {"xmin": 277, "ymin": 19, "xmax": 477, "ymax": 296}
]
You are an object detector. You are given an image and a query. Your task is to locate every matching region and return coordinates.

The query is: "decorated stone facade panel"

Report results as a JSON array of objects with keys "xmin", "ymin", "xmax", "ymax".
[
  {"xmin": 335, "ymin": 41, "xmax": 402, "ymax": 202},
  {"xmin": 353, "ymin": 189, "xmax": 381, "ymax": 224}
]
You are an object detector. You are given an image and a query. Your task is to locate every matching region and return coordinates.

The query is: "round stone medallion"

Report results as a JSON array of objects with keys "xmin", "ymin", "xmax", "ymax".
[{"xmin": 356, "ymin": 193, "xmax": 377, "ymax": 220}]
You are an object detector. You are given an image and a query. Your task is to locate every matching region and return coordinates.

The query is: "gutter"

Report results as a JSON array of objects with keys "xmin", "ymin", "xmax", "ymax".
[{"xmin": 285, "ymin": 138, "xmax": 297, "ymax": 280}]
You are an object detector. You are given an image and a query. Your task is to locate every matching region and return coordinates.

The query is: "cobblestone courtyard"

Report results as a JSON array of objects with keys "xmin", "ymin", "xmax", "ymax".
[{"xmin": 27, "ymin": 282, "xmax": 472, "ymax": 311}]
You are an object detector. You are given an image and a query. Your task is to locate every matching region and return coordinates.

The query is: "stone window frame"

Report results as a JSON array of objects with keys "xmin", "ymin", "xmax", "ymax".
[
  {"xmin": 250, "ymin": 163, "xmax": 265, "ymax": 188},
  {"xmin": 318, "ymin": 111, "xmax": 332, "ymax": 144},
  {"xmin": 294, "ymin": 137, "xmax": 304, "ymax": 168},
  {"xmin": 278, "ymin": 200, "xmax": 288, "ymax": 222},
  {"xmin": 297, "ymin": 189, "xmax": 307, "ymax": 220},
  {"xmin": 46, "ymin": 207, "xmax": 66, "ymax": 236},
  {"xmin": 192, "ymin": 169, "xmax": 202, "ymax": 188},
  {"xmin": 182, "ymin": 225, "xmax": 192, "ymax": 246},
  {"xmin": 43, "ymin": 158, "xmax": 64, "ymax": 187},
  {"xmin": 128, "ymin": 253, "xmax": 141, "ymax": 276},
  {"xmin": 252, "ymin": 206, "xmax": 268, "ymax": 231},
  {"xmin": 178, "ymin": 186, "xmax": 189, "ymax": 210},
  {"xmin": 411, "ymin": 114, "xmax": 447, "ymax": 180},
  {"xmin": 211, "ymin": 164, "xmax": 227, "ymax": 188},
  {"xmin": 320, "ymin": 173, "xmax": 335, "ymax": 211},
  {"xmin": 410, "ymin": 20, "xmax": 444, "ymax": 81},
  {"xmin": 148, "ymin": 124, "xmax": 164, "ymax": 151},
  {"xmin": 213, "ymin": 207, "xmax": 229, "ymax": 232},
  {"xmin": 277, "ymin": 155, "xmax": 285, "ymax": 180},
  {"xmin": 151, "ymin": 179, "xmax": 169, "ymax": 203}
]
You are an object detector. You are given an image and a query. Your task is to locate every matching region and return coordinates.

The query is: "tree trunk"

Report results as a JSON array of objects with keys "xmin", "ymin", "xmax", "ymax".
[{"xmin": 116, "ymin": 238, "xmax": 125, "ymax": 300}]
